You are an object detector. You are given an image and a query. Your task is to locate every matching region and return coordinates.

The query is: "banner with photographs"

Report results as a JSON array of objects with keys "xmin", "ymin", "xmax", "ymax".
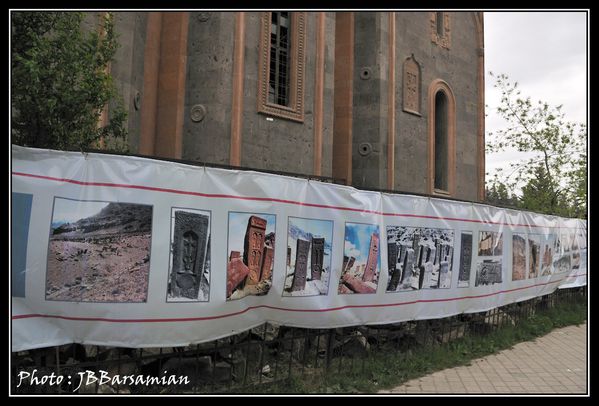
[{"xmin": 11, "ymin": 146, "xmax": 587, "ymax": 351}]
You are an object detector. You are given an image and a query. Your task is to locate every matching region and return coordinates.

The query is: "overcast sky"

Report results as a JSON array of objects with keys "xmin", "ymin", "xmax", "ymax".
[{"xmin": 483, "ymin": 11, "xmax": 588, "ymax": 181}]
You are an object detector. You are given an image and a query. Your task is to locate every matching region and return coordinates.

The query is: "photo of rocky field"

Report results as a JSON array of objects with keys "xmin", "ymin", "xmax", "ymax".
[{"xmin": 45, "ymin": 198, "xmax": 153, "ymax": 303}]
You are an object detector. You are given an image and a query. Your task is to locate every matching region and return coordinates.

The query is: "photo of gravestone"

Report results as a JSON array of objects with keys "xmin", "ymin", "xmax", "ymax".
[
  {"xmin": 167, "ymin": 208, "xmax": 211, "ymax": 302},
  {"xmin": 512, "ymin": 233, "xmax": 527, "ymax": 281},
  {"xmin": 457, "ymin": 231, "xmax": 473, "ymax": 288},
  {"xmin": 46, "ymin": 197, "xmax": 152, "ymax": 302},
  {"xmin": 386, "ymin": 226, "xmax": 454, "ymax": 292},
  {"xmin": 338, "ymin": 223, "xmax": 380, "ymax": 294},
  {"xmin": 528, "ymin": 234, "xmax": 541, "ymax": 279},
  {"xmin": 540, "ymin": 234, "xmax": 555, "ymax": 276},
  {"xmin": 283, "ymin": 217, "xmax": 333, "ymax": 297},
  {"xmin": 571, "ymin": 235, "xmax": 580, "ymax": 270},
  {"xmin": 474, "ymin": 231, "xmax": 503, "ymax": 287},
  {"xmin": 226, "ymin": 212, "xmax": 276, "ymax": 300},
  {"xmin": 552, "ymin": 233, "xmax": 571, "ymax": 274}
]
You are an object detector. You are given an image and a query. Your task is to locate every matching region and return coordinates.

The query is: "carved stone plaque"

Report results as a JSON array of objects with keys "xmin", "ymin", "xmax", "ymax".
[
  {"xmin": 244, "ymin": 216, "xmax": 267, "ymax": 285},
  {"xmin": 260, "ymin": 245, "xmax": 274, "ymax": 282},
  {"xmin": 403, "ymin": 56, "xmax": 421, "ymax": 115},
  {"xmin": 458, "ymin": 232, "xmax": 472, "ymax": 285},
  {"xmin": 291, "ymin": 239, "xmax": 310, "ymax": 291},
  {"xmin": 311, "ymin": 237, "xmax": 325, "ymax": 281},
  {"xmin": 363, "ymin": 233, "xmax": 379, "ymax": 283},
  {"xmin": 170, "ymin": 211, "xmax": 209, "ymax": 299}
]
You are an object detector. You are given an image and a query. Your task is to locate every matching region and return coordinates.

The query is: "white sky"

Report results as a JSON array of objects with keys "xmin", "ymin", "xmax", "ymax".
[
  {"xmin": 483, "ymin": 11, "xmax": 588, "ymax": 181},
  {"xmin": 52, "ymin": 198, "xmax": 109, "ymax": 224}
]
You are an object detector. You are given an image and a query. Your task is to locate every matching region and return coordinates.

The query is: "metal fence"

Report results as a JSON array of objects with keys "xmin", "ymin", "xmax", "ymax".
[{"xmin": 11, "ymin": 286, "xmax": 587, "ymax": 394}]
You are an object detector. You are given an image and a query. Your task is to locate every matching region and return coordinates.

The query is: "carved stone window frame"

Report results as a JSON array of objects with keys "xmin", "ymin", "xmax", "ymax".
[
  {"xmin": 428, "ymin": 79, "xmax": 456, "ymax": 197},
  {"xmin": 257, "ymin": 11, "xmax": 306, "ymax": 122},
  {"xmin": 430, "ymin": 12, "xmax": 451, "ymax": 49}
]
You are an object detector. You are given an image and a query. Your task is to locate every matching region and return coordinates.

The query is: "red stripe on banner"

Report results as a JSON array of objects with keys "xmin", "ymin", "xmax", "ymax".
[
  {"xmin": 13, "ymin": 277, "xmax": 583, "ymax": 324},
  {"xmin": 12, "ymin": 171, "xmax": 576, "ymax": 228}
]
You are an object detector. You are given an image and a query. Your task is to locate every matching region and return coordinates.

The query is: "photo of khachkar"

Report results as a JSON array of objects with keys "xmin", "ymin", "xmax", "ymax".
[
  {"xmin": 386, "ymin": 226, "xmax": 454, "ymax": 292},
  {"xmin": 338, "ymin": 223, "xmax": 380, "ymax": 294},
  {"xmin": 512, "ymin": 233, "xmax": 527, "ymax": 281},
  {"xmin": 540, "ymin": 234, "xmax": 555, "ymax": 276},
  {"xmin": 528, "ymin": 234, "xmax": 541, "ymax": 279},
  {"xmin": 45, "ymin": 198, "xmax": 152, "ymax": 302},
  {"xmin": 226, "ymin": 212, "xmax": 276, "ymax": 300},
  {"xmin": 475, "ymin": 231, "xmax": 503, "ymax": 287},
  {"xmin": 552, "ymin": 234, "xmax": 571, "ymax": 273},
  {"xmin": 457, "ymin": 231, "xmax": 473, "ymax": 288},
  {"xmin": 283, "ymin": 217, "xmax": 333, "ymax": 297},
  {"xmin": 167, "ymin": 208, "xmax": 211, "ymax": 302}
]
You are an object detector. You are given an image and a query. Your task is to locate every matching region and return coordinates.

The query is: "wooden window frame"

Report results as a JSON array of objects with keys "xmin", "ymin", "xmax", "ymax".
[
  {"xmin": 257, "ymin": 11, "xmax": 306, "ymax": 122},
  {"xmin": 428, "ymin": 79, "xmax": 456, "ymax": 197}
]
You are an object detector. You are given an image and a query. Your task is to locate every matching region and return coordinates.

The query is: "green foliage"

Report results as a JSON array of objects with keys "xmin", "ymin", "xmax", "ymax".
[
  {"xmin": 11, "ymin": 12, "xmax": 128, "ymax": 152},
  {"xmin": 485, "ymin": 73, "xmax": 587, "ymax": 218}
]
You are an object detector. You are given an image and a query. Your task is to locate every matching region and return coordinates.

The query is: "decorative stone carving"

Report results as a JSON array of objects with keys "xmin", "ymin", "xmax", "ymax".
[
  {"xmin": 243, "ymin": 216, "xmax": 267, "ymax": 285},
  {"xmin": 291, "ymin": 239, "xmax": 310, "ymax": 291},
  {"xmin": 458, "ymin": 232, "xmax": 472, "ymax": 285},
  {"xmin": 430, "ymin": 12, "xmax": 451, "ymax": 49},
  {"xmin": 311, "ymin": 237, "xmax": 325, "ymax": 281},
  {"xmin": 170, "ymin": 211, "xmax": 209, "ymax": 299},
  {"xmin": 387, "ymin": 242, "xmax": 399, "ymax": 291},
  {"xmin": 363, "ymin": 233, "xmax": 379, "ymax": 283},
  {"xmin": 403, "ymin": 55, "xmax": 421, "ymax": 115},
  {"xmin": 190, "ymin": 104, "xmax": 206, "ymax": 122}
]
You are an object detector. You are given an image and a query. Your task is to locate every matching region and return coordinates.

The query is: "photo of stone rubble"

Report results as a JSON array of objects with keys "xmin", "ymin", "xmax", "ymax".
[
  {"xmin": 474, "ymin": 231, "xmax": 503, "ymax": 287},
  {"xmin": 226, "ymin": 212, "xmax": 276, "ymax": 301},
  {"xmin": 167, "ymin": 208, "xmax": 211, "ymax": 302},
  {"xmin": 386, "ymin": 226, "xmax": 454, "ymax": 292},
  {"xmin": 283, "ymin": 217, "xmax": 333, "ymax": 297},
  {"xmin": 528, "ymin": 234, "xmax": 541, "ymax": 279},
  {"xmin": 46, "ymin": 198, "xmax": 152, "ymax": 302},
  {"xmin": 540, "ymin": 234, "xmax": 555, "ymax": 276},
  {"xmin": 338, "ymin": 223, "xmax": 380, "ymax": 294},
  {"xmin": 512, "ymin": 233, "xmax": 527, "ymax": 281},
  {"xmin": 457, "ymin": 231, "xmax": 473, "ymax": 288}
]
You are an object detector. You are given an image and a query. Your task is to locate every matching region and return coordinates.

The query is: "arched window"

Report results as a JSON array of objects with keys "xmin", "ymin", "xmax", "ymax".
[{"xmin": 428, "ymin": 80, "xmax": 456, "ymax": 196}]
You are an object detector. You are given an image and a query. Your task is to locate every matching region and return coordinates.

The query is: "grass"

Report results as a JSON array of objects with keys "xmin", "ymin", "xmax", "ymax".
[{"xmin": 236, "ymin": 296, "xmax": 587, "ymax": 394}]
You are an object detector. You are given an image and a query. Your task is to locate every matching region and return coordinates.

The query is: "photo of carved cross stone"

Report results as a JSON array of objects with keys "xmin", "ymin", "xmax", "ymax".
[{"xmin": 170, "ymin": 211, "xmax": 209, "ymax": 299}]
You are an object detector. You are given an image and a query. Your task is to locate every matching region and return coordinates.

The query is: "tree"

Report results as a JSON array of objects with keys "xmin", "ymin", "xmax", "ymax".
[
  {"xmin": 11, "ymin": 12, "xmax": 128, "ymax": 152},
  {"xmin": 485, "ymin": 72, "xmax": 587, "ymax": 218}
]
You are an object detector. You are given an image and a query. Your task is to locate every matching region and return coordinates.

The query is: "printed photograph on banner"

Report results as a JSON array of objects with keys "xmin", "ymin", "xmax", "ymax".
[
  {"xmin": 283, "ymin": 217, "xmax": 333, "ymax": 297},
  {"xmin": 226, "ymin": 212, "xmax": 276, "ymax": 301},
  {"xmin": 528, "ymin": 234, "xmax": 541, "ymax": 279},
  {"xmin": 540, "ymin": 234, "xmax": 556, "ymax": 276},
  {"xmin": 338, "ymin": 222, "xmax": 380, "ymax": 294},
  {"xmin": 552, "ymin": 233, "xmax": 571, "ymax": 273},
  {"xmin": 574, "ymin": 229, "xmax": 587, "ymax": 272},
  {"xmin": 386, "ymin": 226, "xmax": 454, "ymax": 292},
  {"xmin": 474, "ymin": 231, "xmax": 503, "ymax": 287},
  {"xmin": 457, "ymin": 231, "xmax": 473, "ymax": 288},
  {"xmin": 45, "ymin": 197, "xmax": 153, "ymax": 303},
  {"xmin": 166, "ymin": 208, "xmax": 211, "ymax": 302},
  {"xmin": 571, "ymin": 234, "xmax": 581, "ymax": 270},
  {"xmin": 511, "ymin": 233, "xmax": 527, "ymax": 281},
  {"xmin": 12, "ymin": 192, "xmax": 33, "ymax": 298}
]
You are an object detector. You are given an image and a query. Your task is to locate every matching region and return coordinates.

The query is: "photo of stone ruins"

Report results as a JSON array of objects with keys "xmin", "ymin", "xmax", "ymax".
[
  {"xmin": 46, "ymin": 199, "xmax": 152, "ymax": 302},
  {"xmin": 386, "ymin": 226, "xmax": 454, "ymax": 292},
  {"xmin": 338, "ymin": 224, "xmax": 380, "ymax": 294},
  {"xmin": 512, "ymin": 233, "xmax": 527, "ymax": 281},
  {"xmin": 227, "ymin": 214, "xmax": 275, "ymax": 300},
  {"xmin": 475, "ymin": 231, "xmax": 503, "ymax": 287}
]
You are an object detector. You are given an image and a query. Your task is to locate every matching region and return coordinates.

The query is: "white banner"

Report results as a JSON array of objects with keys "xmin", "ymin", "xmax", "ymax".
[{"xmin": 10, "ymin": 146, "xmax": 587, "ymax": 351}]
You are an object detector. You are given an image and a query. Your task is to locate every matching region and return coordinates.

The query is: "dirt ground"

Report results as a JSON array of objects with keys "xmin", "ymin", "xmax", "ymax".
[{"xmin": 45, "ymin": 233, "xmax": 151, "ymax": 302}]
